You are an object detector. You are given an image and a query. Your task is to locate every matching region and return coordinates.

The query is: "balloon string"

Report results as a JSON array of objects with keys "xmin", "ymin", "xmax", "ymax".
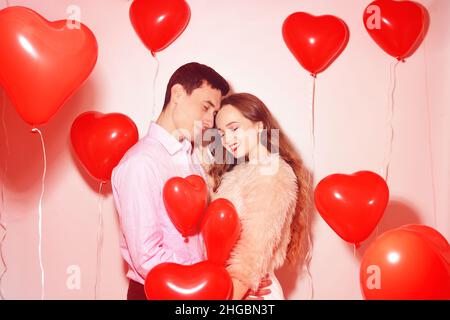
[
  {"xmin": 0, "ymin": 0, "xmax": 11, "ymax": 300},
  {"xmin": 95, "ymin": 181, "xmax": 105, "ymax": 300},
  {"xmin": 0, "ymin": 88, "xmax": 10, "ymax": 300},
  {"xmin": 151, "ymin": 55, "xmax": 160, "ymax": 121},
  {"xmin": 304, "ymin": 231, "xmax": 314, "ymax": 300},
  {"xmin": 31, "ymin": 127, "xmax": 46, "ymax": 300},
  {"xmin": 311, "ymin": 76, "xmax": 316, "ymax": 168},
  {"xmin": 353, "ymin": 243, "xmax": 356, "ymax": 258},
  {"xmin": 422, "ymin": 44, "xmax": 438, "ymax": 228},
  {"xmin": 381, "ymin": 60, "xmax": 400, "ymax": 182},
  {"xmin": 0, "ymin": 0, "xmax": 11, "ymax": 294},
  {"xmin": 303, "ymin": 75, "xmax": 316, "ymax": 300}
]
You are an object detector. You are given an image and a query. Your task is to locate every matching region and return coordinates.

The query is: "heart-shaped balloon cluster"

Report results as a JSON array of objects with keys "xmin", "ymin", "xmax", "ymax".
[
  {"xmin": 360, "ymin": 224, "xmax": 450, "ymax": 300},
  {"xmin": 314, "ymin": 171, "xmax": 450, "ymax": 300},
  {"xmin": 146, "ymin": 175, "xmax": 241, "ymax": 300}
]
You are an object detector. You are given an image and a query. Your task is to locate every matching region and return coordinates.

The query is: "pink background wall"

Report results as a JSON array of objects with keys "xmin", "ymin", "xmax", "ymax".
[{"xmin": 0, "ymin": 0, "xmax": 448, "ymax": 299}]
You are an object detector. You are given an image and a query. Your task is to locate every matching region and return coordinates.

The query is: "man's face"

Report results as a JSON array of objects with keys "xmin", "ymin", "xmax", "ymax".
[{"xmin": 172, "ymin": 82, "xmax": 222, "ymax": 142}]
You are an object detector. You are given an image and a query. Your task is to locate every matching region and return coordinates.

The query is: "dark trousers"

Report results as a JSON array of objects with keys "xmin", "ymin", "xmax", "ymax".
[{"xmin": 127, "ymin": 279, "xmax": 147, "ymax": 300}]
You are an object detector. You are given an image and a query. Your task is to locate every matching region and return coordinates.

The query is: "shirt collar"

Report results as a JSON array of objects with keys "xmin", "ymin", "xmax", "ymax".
[{"xmin": 146, "ymin": 121, "xmax": 192, "ymax": 155}]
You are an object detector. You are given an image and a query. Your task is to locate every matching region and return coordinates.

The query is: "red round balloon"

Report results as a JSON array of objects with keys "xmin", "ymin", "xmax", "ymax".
[
  {"xmin": 314, "ymin": 171, "xmax": 389, "ymax": 246},
  {"xmin": 0, "ymin": 6, "xmax": 98, "ymax": 126},
  {"xmin": 145, "ymin": 261, "xmax": 233, "ymax": 300},
  {"xmin": 129, "ymin": 0, "xmax": 191, "ymax": 56},
  {"xmin": 360, "ymin": 224, "xmax": 450, "ymax": 300},
  {"xmin": 401, "ymin": 225, "xmax": 450, "ymax": 263},
  {"xmin": 70, "ymin": 112, "xmax": 139, "ymax": 182},
  {"xmin": 163, "ymin": 175, "xmax": 208, "ymax": 237},
  {"xmin": 201, "ymin": 198, "xmax": 241, "ymax": 266},
  {"xmin": 363, "ymin": 0, "xmax": 427, "ymax": 60},
  {"xmin": 282, "ymin": 12, "xmax": 349, "ymax": 76}
]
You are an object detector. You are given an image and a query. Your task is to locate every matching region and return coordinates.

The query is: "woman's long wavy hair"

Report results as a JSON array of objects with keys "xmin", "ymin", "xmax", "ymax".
[{"xmin": 208, "ymin": 93, "xmax": 311, "ymax": 265}]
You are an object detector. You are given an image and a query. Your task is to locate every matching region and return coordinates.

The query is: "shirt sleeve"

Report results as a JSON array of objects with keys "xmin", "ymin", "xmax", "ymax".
[{"xmin": 111, "ymin": 156, "xmax": 177, "ymax": 280}]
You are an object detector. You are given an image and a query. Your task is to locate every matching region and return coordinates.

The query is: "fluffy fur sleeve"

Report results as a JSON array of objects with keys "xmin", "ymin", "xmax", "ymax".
[{"xmin": 225, "ymin": 161, "xmax": 298, "ymax": 291}]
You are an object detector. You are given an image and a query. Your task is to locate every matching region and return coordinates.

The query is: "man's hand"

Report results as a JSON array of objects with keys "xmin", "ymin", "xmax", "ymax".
[{"xmin": 244, "ymin": 274, "xmax": 272, "ymax": 300}]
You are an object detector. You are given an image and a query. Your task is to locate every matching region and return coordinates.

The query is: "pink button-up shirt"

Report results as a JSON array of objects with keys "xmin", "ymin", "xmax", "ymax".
[{"xmin": 111, "ymin": 122, "xmax": 206, "ymax": 285}]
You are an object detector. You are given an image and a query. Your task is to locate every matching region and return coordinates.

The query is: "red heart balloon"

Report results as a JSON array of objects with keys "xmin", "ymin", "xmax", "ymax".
[
  {"xmin": 129, "ymin": 0, "xmax": 191, "ymax": 56},
  {"xmin": 145, "ymin": 261, "xmax": 233, "ymax": 300},
  {"xmin": 363, "ymin": 0, "xmax": 427, "ymax": 60},
  {"xmin": 314, "ymin": 171, "xmax": 389, "ymax": 245},
  {"xmin": 70, "ymin": 112, "xmax": 139, "ymax": 182},
  {"xmin": 0, "ymin": 6, "xmax": 98, "ymax": 126},
  {"xmin": 163, "ymin": 175, "xmax": 208, "ymax": 237},
  {"xmin": 201, "ymin": 198, "xmax": 241, "ymax": 266},
  {"xmin": 282, "ymin": 12, "xmax": 349, "ymax": 76},
  {"xmin": 360, "ymin": 224, "xmax": 450, "ymax": 300}
]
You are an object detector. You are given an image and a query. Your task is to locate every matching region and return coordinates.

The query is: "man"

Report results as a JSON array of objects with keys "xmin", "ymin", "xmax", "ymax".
[{"xmin": 112, "ymin": 62, "xmax": 270, "ymax": 300}]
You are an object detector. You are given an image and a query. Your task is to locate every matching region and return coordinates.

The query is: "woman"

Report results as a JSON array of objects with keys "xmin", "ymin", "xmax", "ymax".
[{"xmin": 205, "ymin": 93, "xmax": 311, "ymax": 300}]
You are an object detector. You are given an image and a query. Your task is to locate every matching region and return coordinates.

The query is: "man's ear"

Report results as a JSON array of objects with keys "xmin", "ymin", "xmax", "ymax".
[{"xmin": 170, "ymin": 84, "xmax": 185, "ymax": 105}]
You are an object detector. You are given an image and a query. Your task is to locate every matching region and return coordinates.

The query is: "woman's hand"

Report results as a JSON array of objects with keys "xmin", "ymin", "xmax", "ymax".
[{"xmin": 244, "ymin": 274, "xmax": 272, "ymax": 300}]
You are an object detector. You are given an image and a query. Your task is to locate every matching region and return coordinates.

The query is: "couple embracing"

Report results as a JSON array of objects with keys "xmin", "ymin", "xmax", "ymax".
[{"xmin": 111, "ymin": 62, "xmax": 311, "ymax": 300}]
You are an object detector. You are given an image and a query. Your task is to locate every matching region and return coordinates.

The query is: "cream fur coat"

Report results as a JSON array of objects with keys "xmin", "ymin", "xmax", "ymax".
[{"xmin": 205, "ymin": 153, "xmax": 298, "ymax": 291}]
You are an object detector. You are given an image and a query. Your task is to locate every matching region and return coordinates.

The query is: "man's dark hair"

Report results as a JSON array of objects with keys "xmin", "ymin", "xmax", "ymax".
[{"xmin": 162, "ymin": 62, "xmax": 230, "ymax": 110}]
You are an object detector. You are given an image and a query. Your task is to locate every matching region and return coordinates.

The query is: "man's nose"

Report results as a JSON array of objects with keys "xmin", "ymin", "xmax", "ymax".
[{"xmin": 203, "ymin": 113, "xmax": 214, "ymax": 129}]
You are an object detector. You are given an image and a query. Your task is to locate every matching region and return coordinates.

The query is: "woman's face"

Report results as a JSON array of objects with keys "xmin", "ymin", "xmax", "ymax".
[{"xmin": 215, "ymin": 104, "xmax": 262, "ymax": 159}]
